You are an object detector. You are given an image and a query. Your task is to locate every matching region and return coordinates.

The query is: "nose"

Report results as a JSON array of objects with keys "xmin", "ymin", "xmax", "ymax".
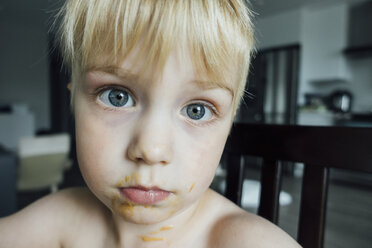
[{"xmin": 127, "ymin": 113, "xmax": 173, "ymax": 166}]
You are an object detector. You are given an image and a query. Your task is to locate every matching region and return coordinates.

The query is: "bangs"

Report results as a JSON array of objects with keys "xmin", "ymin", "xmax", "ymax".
[{"xmin": 57, "ymin": 0, "xmax": 254, "ymax": 108}]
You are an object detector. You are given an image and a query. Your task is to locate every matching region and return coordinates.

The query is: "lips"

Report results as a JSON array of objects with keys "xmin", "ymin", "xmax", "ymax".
[{"xmin": 120, "ymin": 186, "xmax": 171, "ymax": 205}]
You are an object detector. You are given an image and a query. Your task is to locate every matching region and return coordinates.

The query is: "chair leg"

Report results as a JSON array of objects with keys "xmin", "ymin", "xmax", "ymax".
[
  {"xmin": 298, "ymin": 165, "xmax": 329, "ymax": 248},
  {"xmin": 258, "ymin": 159, "xmax": 282, "ymax": 224},
  {"xmin": 225, "ymin": 154, "xmax": 245, "ymax": 206}
]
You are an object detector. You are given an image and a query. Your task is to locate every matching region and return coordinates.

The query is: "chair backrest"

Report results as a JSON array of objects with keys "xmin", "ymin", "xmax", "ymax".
[
  {"xmin": 224, "ymin": 123, "xmax": 372, "ymax": 248},
  {"xmin": 17, "ymin": 133, "xmax": 70, "ymax": 191}
]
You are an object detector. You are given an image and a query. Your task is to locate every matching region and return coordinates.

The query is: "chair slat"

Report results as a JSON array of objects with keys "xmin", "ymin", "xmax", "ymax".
[
  {"xmin": 258, "ymin": 159, "xmax": 282, "ymax": 224},
  {"xmin": 225, "ymin": 123, "xmax": 372, "ymax": 247},
  {"xmin": 298, "ymin": 165, "xmax": 329, "ymax": 248},
  {"xmin": 225, "ymin": 154, "xmax": 245, "ymax": 206},
  {"xmin": 227, "ymin": 124, "xmax": 372, "ymax": 173}
]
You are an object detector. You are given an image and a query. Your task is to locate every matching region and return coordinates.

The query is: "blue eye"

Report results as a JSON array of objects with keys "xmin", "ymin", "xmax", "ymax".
[
  {"xmin": 182, "ymin": 103, "xmax": 213, "ymax": 121},
  {"xmin": 99, "ymin": 88, "xmax": 134, "ymax": 107}
]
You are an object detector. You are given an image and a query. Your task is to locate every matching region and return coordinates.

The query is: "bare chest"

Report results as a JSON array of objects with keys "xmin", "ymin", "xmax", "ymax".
[{"xmin": 63, "ymin": 226, "xmax": 214, "ymax": 248}]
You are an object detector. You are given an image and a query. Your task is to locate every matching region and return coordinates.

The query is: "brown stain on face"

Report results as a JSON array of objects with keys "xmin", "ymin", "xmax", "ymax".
[
  {"xmin": 116, "ymin": 173, "xmax": 140, "ymax": 188},
  {"xmin": 118, "ymin": 202, "xmax": 135, "ymax": 217},
  {"xmin": 168, "ymin": 209, "xmax": 177, "ymax": 218},
  {"xmin": 130, "ymin": 172, "xmax": 140, "ymax": 184},
  {"xmin": 149, "ymin": 225, "xmax": 174, "ymax": 235},
  {"xmin": 138, "ymin": 236, "xmax": 164, "ymax": 242},
  {"xmin": 139, "ymin": 225, "xmax": 172, "ymax": 242},
  {"xmin": 111, "ymin": 194, "xmax": 119, "ymax": 208},
  {"xmin": 189, "ymin": 182, "xmax": 196, "ymax": 192},
  {"xmin": 116, "ymin": 179, "xmax": 124, "ymax": 187},
  {"xmin": 160, "ymin": 225, "xmax": 173, "ymax": 231},
  {"xmin": 166, "ymin": 197, "xmax": 180, "ymax": 218}
]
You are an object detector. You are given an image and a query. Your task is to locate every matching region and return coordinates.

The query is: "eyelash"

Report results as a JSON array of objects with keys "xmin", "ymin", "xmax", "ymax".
[
  {"xmin": 91, "ymin": 85, "xmax": 221, "ymax": 124},
  {"xmin": 92, "ymin": 85, "xmax": 135, "ymax": 110},
  {"xmin": 180, "ymin": 100, "xmax": 222, "ymax": 128},
  {"xmin": 186, "ymin": 101, "xmax": 218, "ymax": 116}
]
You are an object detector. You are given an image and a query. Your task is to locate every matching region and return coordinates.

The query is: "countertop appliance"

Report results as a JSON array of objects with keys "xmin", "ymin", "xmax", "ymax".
[{"xmin": 327, "ymin": 90, "xmax": 353, "ymax": 113}]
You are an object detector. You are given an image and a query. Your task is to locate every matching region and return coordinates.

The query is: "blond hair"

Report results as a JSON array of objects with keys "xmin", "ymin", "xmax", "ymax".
[{"xmin": 56, "ymin": 0, "xmax": 254, "ymax": 113}]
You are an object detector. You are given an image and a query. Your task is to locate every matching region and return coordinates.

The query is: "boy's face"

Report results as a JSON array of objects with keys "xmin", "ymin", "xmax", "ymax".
[{"xmin": 74, "ymin": 48, "xmax": 235, "ymax": 224}]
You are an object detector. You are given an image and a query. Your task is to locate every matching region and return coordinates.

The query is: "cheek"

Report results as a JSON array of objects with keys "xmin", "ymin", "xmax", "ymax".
[
  {"xmin": 75, "ymin": 106, "xmax": 125, "ymax": 191},
  {"xmin": 75, "ymin": 117, "xmax": 105, "ymax": 188},
  {"xmin": 178, "ymin": 125, "xmax": 229, "ymax": 194}
]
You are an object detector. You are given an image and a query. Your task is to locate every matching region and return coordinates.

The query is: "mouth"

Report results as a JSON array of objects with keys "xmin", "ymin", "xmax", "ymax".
[{"xmin": 119, "ymin": 186, "xmax": 171, "ymax": 205}]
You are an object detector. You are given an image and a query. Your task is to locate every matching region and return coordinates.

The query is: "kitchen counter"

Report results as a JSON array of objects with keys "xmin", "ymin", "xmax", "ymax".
[{"xmin": 299, "ymin": 110, "xmax": 372, "ymax": 127}]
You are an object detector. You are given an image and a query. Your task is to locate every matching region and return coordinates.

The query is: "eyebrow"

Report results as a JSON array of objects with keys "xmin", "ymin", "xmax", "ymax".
[
  {"xmin": 89, "ymin": 66, "xmax": 234, "ymax": 96},
  {"xmin": 190, "ymin": 80, "xmax": 234, "ymax": 97},
  {"xmin": 90, "ymin": 66, "xmax": 140, "ymax": 81}
]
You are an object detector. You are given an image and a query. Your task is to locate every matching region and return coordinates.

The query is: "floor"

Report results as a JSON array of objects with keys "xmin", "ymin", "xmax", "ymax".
[
  {"xmin": 211, "ymin": 166, "xmax": 372, "ymax": 248},
  {"xmin": 16, "ymin": 162, "xmax": 372, "ymax": 248},
  {"xmin": 280, "ymin": 171, "xmax": 372, "ymax": 248}
]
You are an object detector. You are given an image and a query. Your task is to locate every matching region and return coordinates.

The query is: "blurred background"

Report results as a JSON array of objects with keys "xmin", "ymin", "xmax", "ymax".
[{"xmin": 0, "ymin": 0, "xmax": 371, "ymax": 247}]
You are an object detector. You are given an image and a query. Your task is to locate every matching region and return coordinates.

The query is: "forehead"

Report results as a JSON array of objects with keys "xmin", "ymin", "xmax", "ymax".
[
  {"xmin": 87, "ymin": 48, "xmax": 236, "ymax": 96},
  {"xmin": 63, "ymin": 0, "xmax": 254, "ymax": 111}
]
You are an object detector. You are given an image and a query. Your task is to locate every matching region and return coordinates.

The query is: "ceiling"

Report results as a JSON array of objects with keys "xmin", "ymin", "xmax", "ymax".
[
  {"xmin": 249, "ymin": 0, "xmax": 366, "ymax": 17},
  {"xmin": 0, "ymin": 0, "xmax": 63, "ymax": 25},
  {"xmin": 0, "ymin": 0, "xmax": 367, "ymax": 23}
]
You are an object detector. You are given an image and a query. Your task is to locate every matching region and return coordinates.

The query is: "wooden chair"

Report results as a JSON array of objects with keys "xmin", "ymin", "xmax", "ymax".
[{"xmin": 224, "ymin": 123, "xmax": 372, "ymax": 248}]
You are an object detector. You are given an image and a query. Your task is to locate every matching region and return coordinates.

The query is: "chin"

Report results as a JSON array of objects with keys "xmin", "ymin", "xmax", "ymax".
[{"xmin": 114, "ymin": 203, "xmax": 180, "ymax": 225}]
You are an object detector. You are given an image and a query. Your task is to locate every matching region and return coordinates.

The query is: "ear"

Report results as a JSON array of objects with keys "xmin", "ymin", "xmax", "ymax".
[{"xmin": 67, "ymin": 82, "xmax": 72, "ymax": 91}]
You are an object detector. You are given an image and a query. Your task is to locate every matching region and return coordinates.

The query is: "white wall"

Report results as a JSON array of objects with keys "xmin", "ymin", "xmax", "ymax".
[
  {"xmin": 255, "ymin": 8, "xmax": 302, "ymax": 50},
  {"xmin": 255, "ymin": 1, "xmax": 372, "ymax": 110},
  {"xmin": 0, "ymin": 15, "xmax": 50, "ymax": 131},
  {"xmin": 344, "ymin": 58, "xmax": 372, "ymax": 112},
  {"xmin": 299, "ymin": 3, "xmax": 350, "ymax": 101}
]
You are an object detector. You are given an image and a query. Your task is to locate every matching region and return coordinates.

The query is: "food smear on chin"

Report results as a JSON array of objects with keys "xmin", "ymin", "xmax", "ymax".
[
  {"xmin": 111, "ymin": 194, "xmax": 119, "ymax": 208},
  {"xmin": 189, "ymin": 182, "xmax": 196, "ymax": 192},
  {"xmin": 138, "ymin": 236, "xmax": 165, "ymax": 242},
  {"xmin": 118, "ymin": 202, "xmax": 135, "ymax": 217},
  {"xmin": 116, "ymin": 180, "xmax": 124, "ymax": 187}
]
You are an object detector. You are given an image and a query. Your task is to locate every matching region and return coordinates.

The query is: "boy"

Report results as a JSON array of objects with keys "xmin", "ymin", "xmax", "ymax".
[{"xmin": 0, "ymin": 0, "xmax": 300, "ymax": 247}]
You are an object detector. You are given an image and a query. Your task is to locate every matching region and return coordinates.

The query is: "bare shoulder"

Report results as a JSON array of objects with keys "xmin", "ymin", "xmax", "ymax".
[
  {"xmin": 206, "ymin": 190, "xmax": 301, "ymax": 248},
  {"xmin": 0, "ymin": 187, "xmax": 108, "ymax": 248}
]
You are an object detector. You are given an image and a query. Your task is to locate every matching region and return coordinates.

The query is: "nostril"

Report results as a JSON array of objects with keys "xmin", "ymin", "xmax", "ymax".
[
  {"xmin": 133, "ymin": 156, "xmax": 168, "ymax": 166},
  {"xmin": 136, "ymin": 157, "xmax": 145, "ymax": 163}
]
